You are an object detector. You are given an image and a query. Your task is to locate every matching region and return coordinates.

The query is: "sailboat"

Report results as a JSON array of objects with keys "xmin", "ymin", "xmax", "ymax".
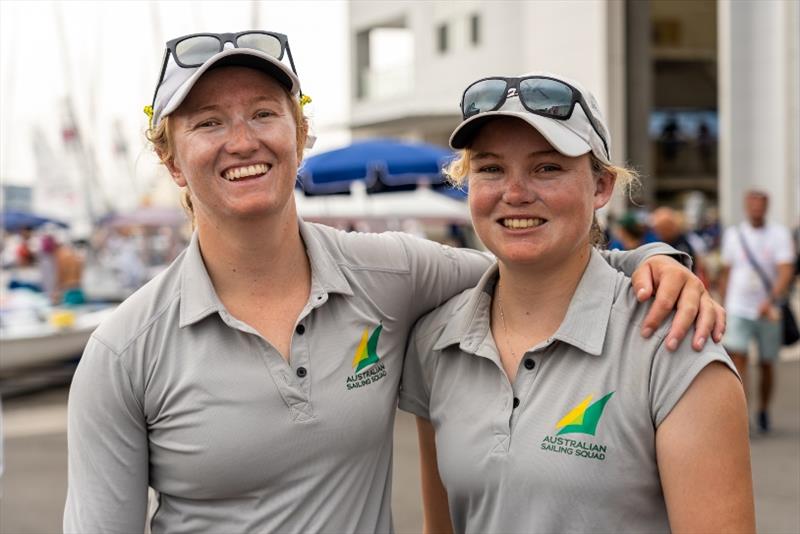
[{"xmin": 0, "ymin": 5, "xmax": 118, "ymax": 374}]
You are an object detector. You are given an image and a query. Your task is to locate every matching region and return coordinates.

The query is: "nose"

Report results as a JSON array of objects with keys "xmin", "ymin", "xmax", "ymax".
[
  {"xmin": 224, "ymin": 119, "xmax": 259, "ymax": 156},
  {"xmin": 501, "ymin": 172, "xmax": 536, "ymax": 205}
]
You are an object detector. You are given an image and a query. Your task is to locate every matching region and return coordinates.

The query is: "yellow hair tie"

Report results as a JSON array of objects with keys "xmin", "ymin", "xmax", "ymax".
[
  {"xmin": 300, "ymin": 94, "xmax": 312, "ymax": 107},
  {"xmin": 143, "ymin": 105, "xmax": 154, "ymax": 129}
]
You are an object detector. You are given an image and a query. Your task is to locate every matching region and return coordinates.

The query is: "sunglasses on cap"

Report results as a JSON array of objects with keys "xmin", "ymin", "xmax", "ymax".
[
  {"xmin": 460, "ymin": 75, "xmax": 609, "ymax": 159},
  {"xmin": 150, "ymin": 31, "xmax": 301, "ymax": 108}
]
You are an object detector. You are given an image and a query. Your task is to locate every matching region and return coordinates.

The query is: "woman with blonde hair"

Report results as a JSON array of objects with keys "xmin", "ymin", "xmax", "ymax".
[
  {"xmin": 401, "ymin": 73, "xmax": 754, "ymax": 534},
  {"xmin": 64, "ymin": 35, "xmax": 724, "ymax": 533}
]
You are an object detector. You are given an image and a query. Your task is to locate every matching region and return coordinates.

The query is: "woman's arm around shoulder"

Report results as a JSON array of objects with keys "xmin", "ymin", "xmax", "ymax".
[
  {"xmin": 656, "ymin": 362, "xmax": 755, "ymax": 534},
  {"xmin": 64, "ymin": 336, "xmax": 149, "ymax": 534},
  {"xmin": 398, "ymin": 235, "xmax": 491, "ymax": 316},
  {"xmin": 605, "ymin": 243, "xmax": 726, "ymax": 351}
]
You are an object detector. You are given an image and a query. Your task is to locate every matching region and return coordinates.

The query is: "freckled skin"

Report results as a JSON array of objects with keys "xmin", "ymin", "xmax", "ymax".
[
  {"xmin": 166, "ymin": 66, "xmax": 300, "ymax": 226},
  {"xmin": 467, "ymin": 117, "xmax": 614, "ymax": 272}
]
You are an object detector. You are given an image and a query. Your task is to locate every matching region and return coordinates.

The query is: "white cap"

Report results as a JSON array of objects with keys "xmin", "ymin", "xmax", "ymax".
[
  {"xmin": 151, "ymin": 46, "xmax": 301, "ymax": 129},
  {"xmin": 449, "ymin": 71, "xmax": 611, "ymax": 164}
]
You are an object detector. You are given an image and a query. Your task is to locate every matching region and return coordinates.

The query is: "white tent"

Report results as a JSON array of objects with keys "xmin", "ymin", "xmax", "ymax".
[{"xmin": 294, "ymin": 181, "xmax": 470, "ymax": 227}]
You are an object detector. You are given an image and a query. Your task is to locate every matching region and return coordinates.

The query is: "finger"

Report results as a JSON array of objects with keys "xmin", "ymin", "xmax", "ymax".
[
  {"xmin": 664, "ymin": 283, "xmax": 702, "ymax": 351},
  {"xmin": 691, "ymin": 293, "xmax": 716, "ymax": 350},
  {"xmin": 641, "ymin": 275, "xmax": 684, "ymax": 339},
  {"xmin": 712, "ymin": 300, "xmax": 727, "ymax": 342},
  {"xmin": 631, "ymin": 262, "xmax": 655, "ymax": 302}
]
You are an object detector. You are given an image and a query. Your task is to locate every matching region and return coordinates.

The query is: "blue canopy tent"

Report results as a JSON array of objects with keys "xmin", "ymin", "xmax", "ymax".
[
  {"xmin": 298, "ymin": 138, "xmax": 464, "ymax": 197},
  {"xmin": 1, "ymin": 210, "xmax": 69, "ymax": 232}
]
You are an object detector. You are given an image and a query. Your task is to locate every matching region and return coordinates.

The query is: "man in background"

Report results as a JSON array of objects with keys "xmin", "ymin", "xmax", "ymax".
[{"xmin": 719, "ymin": 190, "xmax": 795, "ymax": 433}]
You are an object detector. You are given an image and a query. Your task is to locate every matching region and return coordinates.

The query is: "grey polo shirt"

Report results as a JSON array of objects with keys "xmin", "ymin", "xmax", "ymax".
[
  {"xmin": 64, "ymin": 218, "xmax": 678, "ymax": 534},
  {"xmin": 400, "ymin": 249, "xmax": 736, "ymax": 534}
]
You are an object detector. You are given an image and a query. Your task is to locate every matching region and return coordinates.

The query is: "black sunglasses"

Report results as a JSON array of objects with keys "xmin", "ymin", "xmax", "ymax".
[
  {"xmin": 150, "ymin": 31, "xmax": 301, "ymax": 108},
  {"xmin": 460, "ymin": 75, "xmax": 609, "ymax": 159}
]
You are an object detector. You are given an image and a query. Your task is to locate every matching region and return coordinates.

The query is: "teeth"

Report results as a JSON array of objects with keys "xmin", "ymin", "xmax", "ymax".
[
  {"xmin": 503, "ymin": 218, "xmax": 544, "ymax": 229},
  {"xmin": 223, "ymin": 163, "xmax": 270, "ymax": 181}
]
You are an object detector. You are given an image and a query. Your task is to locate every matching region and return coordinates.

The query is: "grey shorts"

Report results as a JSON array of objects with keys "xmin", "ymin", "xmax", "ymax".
[{"xmin": 723, "ymin": 314, "xmax": 782, "ymax": 362}]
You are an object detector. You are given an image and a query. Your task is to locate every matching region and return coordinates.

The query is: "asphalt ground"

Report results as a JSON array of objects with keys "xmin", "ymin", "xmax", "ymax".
[{"xmin": 1, "ymin": 356, "xmax": 798, "ymax": 534}]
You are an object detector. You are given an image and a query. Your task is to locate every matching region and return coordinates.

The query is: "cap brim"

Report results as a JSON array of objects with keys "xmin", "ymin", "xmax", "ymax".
[
  {"xmin": 449, "ymin": 111, "xmax": 592, "ymax": 157},
  {"xmin": 159, "ymin": 48, "xmax": 300, "ymax": 123}
]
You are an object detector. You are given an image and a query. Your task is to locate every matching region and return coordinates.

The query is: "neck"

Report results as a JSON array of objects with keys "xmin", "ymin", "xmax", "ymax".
[
  {"xmin": 495, "ymin": 245, "xmax": 592, "ymax": 343},
  {"xmin": 195, "ymin": 208, "xmax": 310, "ymax": 300},
  {"xmin": 749, "ymin": 218, "xmax": 765, "ymax": 228}
]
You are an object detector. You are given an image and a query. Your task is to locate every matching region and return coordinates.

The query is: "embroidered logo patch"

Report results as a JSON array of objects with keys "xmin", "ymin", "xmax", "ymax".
[
  {"xmin": 346, "ymin": 324, "xmax": 387, "ymax": 390},
  {"xmin": 540, "ymin": 392, "xmax": 614, "ymax": 461},
  {"xmin": 555, "ymin": 392, "xmax": 614, "ymax": 436}
]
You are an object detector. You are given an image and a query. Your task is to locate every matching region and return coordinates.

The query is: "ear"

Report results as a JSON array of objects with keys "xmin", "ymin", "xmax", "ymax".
[
  {"xmin": 593, "ymin": 168, "xmax": 616, "ymax": 210},
  {"xmin": 161, "ymin": 153, "xmax": 187, "ymax": 187}
]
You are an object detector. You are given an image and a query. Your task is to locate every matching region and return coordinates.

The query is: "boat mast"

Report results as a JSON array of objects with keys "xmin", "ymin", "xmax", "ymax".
[{"xmin": 53, "ymin": 2, "xmax": 112, "ymax": 229}]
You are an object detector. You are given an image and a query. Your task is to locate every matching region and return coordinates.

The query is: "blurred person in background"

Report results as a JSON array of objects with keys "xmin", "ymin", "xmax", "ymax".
[
  {"xmin": 719, "ymin": 190, "xmax": 796, "ymax": 433},
  {"xmin": 40, "ymin": 234, "xmax": 85, "ymax": 306},
  {"xmin": 608, "ymin": 210, "xmax": 653, "ymax": 251},
  {"xmin": 63, "ymin": 30, "xmax": 722, "ymax": 534},
  {"xmin": 14, "ymin": 226, "xmax": 36, "ymax": 267},
  {"xmin": 651, "ymin": 206, "xmax": 708, "ymax": 285},
  {"xmin": 401, "ymin": 72, "xmax": 752, "ymax": 534}
]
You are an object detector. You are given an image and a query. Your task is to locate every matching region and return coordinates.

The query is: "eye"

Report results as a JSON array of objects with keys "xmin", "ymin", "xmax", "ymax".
[
  {"xmin": 535, "ymin": 163, "xmax": 562, "ymax": 173},
  {"xmin": 194, "ymin": 118, "xmax": 220, "ymax": 129},
  {"xmin": 476, "ymin": 164, "xmax": 502, "ymax": 174},
  {"xmin": 254, "ymin": 109, "xmax": 275, "ymax": 119}
]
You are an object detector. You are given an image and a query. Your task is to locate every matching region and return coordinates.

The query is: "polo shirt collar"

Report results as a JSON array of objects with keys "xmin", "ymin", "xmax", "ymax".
[
  {"xmin": 179, "ymin": 219, "xmax": 354, "ymax": 327},
  {"xmin": 180, "ymin": 232, "xmax": 226, "ymax": 327},
  {"xmin": 433, "ymin": 263, "xmax": 498, "ymax": 352},
  {"xmin": 433, "ymin": 249, "xmax": 617, "ymax": 357},
  {"xmin": 298, "ymin": 218, "xmax": 354, "ymax": 298},
  {"xmin": 549, "ymin": 249, "xmax": 617, "ymax": 356}
]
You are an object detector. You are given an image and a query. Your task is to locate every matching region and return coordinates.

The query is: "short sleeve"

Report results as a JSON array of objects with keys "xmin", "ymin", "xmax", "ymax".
[
  {"xmin": 774, "ymin": 225, "xmax": 796, "ymax": 264},
  {"xmin": 397, "ymin": 235, "xmax": 490, "ymax": 318},
  {"xmin": 398, "ymin": 319, "xmax": 437, "ymax": 420},
  {"xmin": 63, "ymin": 336, "xmax": 149, "ymax": 534},
  {"xmin": 649, "ymin": 336, "xmax": 739, "ymax": 428}
]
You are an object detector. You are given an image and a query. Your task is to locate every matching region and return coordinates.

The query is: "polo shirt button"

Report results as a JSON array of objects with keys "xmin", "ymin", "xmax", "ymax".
[
  {"xmin": 295, "ymin": 324, "xmax": 305, "ymax": 335},
  {"xmin": 296, "ymin": 366, "xmax": 307, "ymax": 378},
  {"xmin": 524, "ymin": 358, "xmax": 535, "ymax": 370},
  {"xmin": 513, "ymin": 397, "xmax": 520, "ymax": 409}
]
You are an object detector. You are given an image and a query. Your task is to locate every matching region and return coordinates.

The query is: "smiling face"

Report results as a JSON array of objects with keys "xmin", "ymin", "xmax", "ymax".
[
  {"xmin": 467, "ymin": 117, "xmax": 615, "ymax": 269},
  {"xmin": 165, "ymin": 66, "xmax": 301, "ymax": 227}
]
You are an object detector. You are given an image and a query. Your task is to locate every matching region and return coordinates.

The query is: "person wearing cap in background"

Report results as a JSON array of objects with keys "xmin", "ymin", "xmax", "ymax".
[
  {"xmin": 608, "ymin": 210, "xmax": 652, "ymax": 251},
  {"xmin": 400, "ymin": 73, "xmax": 753, "ymax": 533},
  {"xmin": 63, "ymin": 31, "xmax": 724, "ymax": 533}
]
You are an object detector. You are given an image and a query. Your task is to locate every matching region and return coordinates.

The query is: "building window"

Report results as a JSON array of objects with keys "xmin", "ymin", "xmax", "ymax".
[
  {"xmin": 436, "ymin": 23, "xmax": 448, "ymax": 54},
  {"xmin": 470, "ymin": 14, "xmax": 480, "ymax": 45}
]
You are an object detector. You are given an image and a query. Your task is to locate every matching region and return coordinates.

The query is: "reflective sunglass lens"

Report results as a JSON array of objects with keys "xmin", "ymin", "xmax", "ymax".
[
  {"xmin": 237, "ymin": 33, "xmax": 283, "ymax": 59},
  {"xmin": 463, "ymin": 79, "xmax": 507, "ymax": 117},
  {"xmin": 176, "ymin": 36, "xmax": 222, "ymax": 66},
  {"xmin": 519, "ymin": 78, "xmax": 573, "ymax": 117}
]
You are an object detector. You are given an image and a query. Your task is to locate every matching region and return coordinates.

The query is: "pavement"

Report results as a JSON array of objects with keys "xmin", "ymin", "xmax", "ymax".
[{"xmin": 1, "ymin": 355, "xmax": 798, "ymax": 534}]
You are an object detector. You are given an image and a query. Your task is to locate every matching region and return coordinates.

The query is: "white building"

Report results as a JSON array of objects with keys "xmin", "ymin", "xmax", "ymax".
[{"xmin": 348, "ymin": 0, "xmax": 799, "ymax": 228}]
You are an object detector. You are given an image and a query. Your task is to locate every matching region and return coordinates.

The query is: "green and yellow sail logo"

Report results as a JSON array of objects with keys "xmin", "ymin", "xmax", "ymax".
[
  {"xmin": 352, "ymin": 324, "xmax": 383, "ymax": 372},
  {"xmin": 346, "ymin": 324, "xmax": 388, "ymax": 390},
  {"xmin": 555, "ymin": 392, "xmax": 615, "ymax": 436}
]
